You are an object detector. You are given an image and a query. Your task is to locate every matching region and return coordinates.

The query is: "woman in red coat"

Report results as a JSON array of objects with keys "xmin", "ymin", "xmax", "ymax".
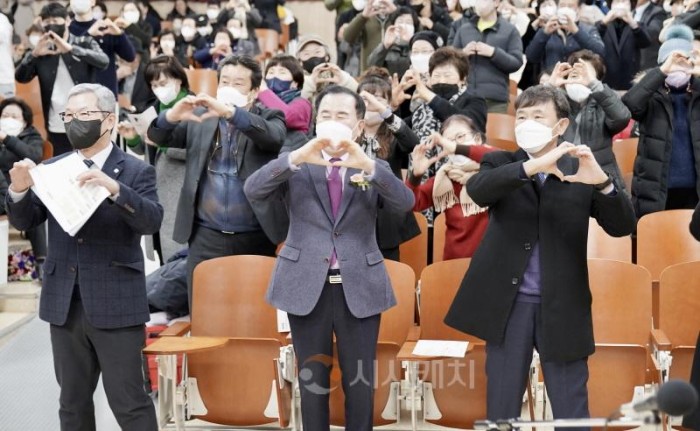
[{"xmin": 406, "ymin": 114, "xmax": 498, "ymax": 260}]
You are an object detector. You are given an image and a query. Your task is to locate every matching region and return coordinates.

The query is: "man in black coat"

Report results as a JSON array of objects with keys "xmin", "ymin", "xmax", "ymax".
[{"xmin": 445, "ymin": 85, "xmax": 637, "ymax": 429}]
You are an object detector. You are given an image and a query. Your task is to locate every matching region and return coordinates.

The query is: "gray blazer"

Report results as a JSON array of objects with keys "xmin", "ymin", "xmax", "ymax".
[
  {"xmin": 6, "ymin": 145, "xmax": 163, "ymax": 329},
  {"xmin": 244, "ymin": 153, "xmax": 415, "ymax": 318}
]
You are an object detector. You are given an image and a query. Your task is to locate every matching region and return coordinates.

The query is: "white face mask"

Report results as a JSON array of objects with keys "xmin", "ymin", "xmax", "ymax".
[
  {"xmin": 514, "ymin": 119, "xmax": 557, "ymax": 154},
  {"xmin": 410, "ymin": 53, "xmax": 431, "ymax": 74},
  {"xmin": 540, "ymin": 4, "xmax": 557, "ymax": 17},
  {"xmin": 448, "ymin": 154, "xmax": 470, "ymax": 166},
  {"xmin": 316, "ymin": 120, "xmax": 354, "ymax": 149},
  {"xmin": 160, "ymin": 39, "xmax": 176, "ymax": 51},
  {"xmin": 612, "ymin": 3, "xmax": 630, "ymax": 13},
  {"xmin": 557, "ymin": 7, "xmax": 577, "ymax": 23},
  {"xmin": 565, "ymin": 83, "xmax": 592, "ymax": 103},
  {"xmin": 0, "ymin": 118, "xmax": 25, "ymax": 137},
  {"xmin": 663, "ymin": 0, "xmax": 673, "ymax": 13},
  {"xmin": 28, "ymin": 34, "xmax": 41, "ymax": 48},
  {"xmin": 353, "ymin": 0, "xmax": 366, "ymax": 10},
  {"xmin": 460, "ymin": 0, "xmax": 476, "ymax": 9},
  {"xmin": 93, "ymin": 8, "xmax": 105, "ymax": 20},
  {"xmin": 181, "ymin": 26, "xmax": 196, "ymax": 41},
  {"xmin": 123, "ymin": 10, "xmax": 140, "ymax": 24},
  {"xmin": 153, "ymin": 83, "xmax": 180, "ymax": 105},
  {"xmin": 207, "ymin": 8, "xmax": 220, "ymax": 20},
  {"xmin": 217, "ymin": 85, "xmax": 248, "ymax": 107},
  {"xmin": 197, "ymin": 26, "xmax": 212, "ymax": 37},
  {"xmin": 71, "ymin": 0, "xmax": 91, "ymax": 14},
  {"xmin": 396, "ymin": 23, "xmax": 415, "ymax": 41},
  {"xmin": 228, "ymin": 26, "xmax": 248, "ymax": 39}
]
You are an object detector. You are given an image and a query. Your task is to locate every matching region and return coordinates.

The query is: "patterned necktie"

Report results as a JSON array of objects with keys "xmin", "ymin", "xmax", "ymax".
[
  {"xmin": 537, "ymin": 172, "xmax": 547, "ymax": 185},
  {"xmin": 83, "ymin": 159, "xmax": 95, "ymax": 169},
  {"xmin": 328, "ymin": 158, "xmax": 342, "ymax": 266}
]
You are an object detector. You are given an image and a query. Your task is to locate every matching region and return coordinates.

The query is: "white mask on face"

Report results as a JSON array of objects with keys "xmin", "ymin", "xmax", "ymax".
[
  {"xmin": 207, "ymin": 8, "xmax": 219, "ymax": 20},
  {"xmin": 228, "ymin": 26, "xmax": 248, "ymax": 39},
  {"xmin": 153, "ymin": 83, "xmax": 180, "ymax": 105},
  {"xmin": 28, "ymin": 34, "xmax": 41, "ymax": 48},
  {"xmin": 565, "ymin": 83, "xmax": 592, "ymax": 103},
  {"xmin": 93, "ymin": 8, "xmax": 105, "ymax": 20},
  {"xmin": 514, "ymin": 119, "xmax": 557, "ymax": 154},
  {"xmin": 316, "ymin": 120, "xmax": 354, "ymax": 149},
  {"xmin": 0, "ymin": 118, "xmax": 24, "ymax": 137},
  {"xmin": 540, "ymin": 4, "xmax": 557, "ymax": 17},
  {"xmin": 353, "ymin": 0, "xmax": 366, "ymax": 9},
  {"xmin": 123, "ymin": 10, "xmax": 140, "ymax": 24},
  {"xmin": 197, "ymin": 26, "xmax": 212, "ymax": 36},
  {"xmin": 181, "ymin": 26, "xmax": 196, "ymax": 41},
  {"xmin": 160, "ymin": 39, "xmax": 176, "ymax": 50},
  {"xmin": 70, "ymin": 0, "xmax": 91, "ymax": 14},
  {"xmin": 217, "ymin": 85, "xmax": 248, "ymax": 107},
  {"xmin": 410, "ymin": 53, "xmax": 431, "ymax": 73},
  {"xmin": 663, "ymin": 0, "xmax": 673, "ymax": 13},
  {"xmin": 557, "ymin": 6, "xmax": 577, "ymax": 23}
]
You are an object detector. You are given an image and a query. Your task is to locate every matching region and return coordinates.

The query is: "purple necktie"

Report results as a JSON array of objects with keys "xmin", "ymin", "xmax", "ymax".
[{"xmin": 328, "ymin": 158, "xmax": 342, "ymax": 266}]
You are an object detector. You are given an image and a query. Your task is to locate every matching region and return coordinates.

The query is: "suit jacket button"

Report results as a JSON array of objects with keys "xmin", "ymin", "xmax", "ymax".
[
  {"xmin": 524, "ymin": 242, "xmax": 531, "ymax": 250},
  {"xmin": 77, "ymin": 238, "xmax": 84, "ymax": 244},
  {"xmin": 334, "ymin": 231, "xmax": 340, "ymax": 237},
  {"xmin": 323, "ymin": 258, "xmax": 329, "ymax": 263},
  {"xmin": 511, "ymin": 277, "xmax": 519, "ymax": 285},
  {"xmin": 69, "ymin": 266, "xmax": 76, "ymax": 273}
]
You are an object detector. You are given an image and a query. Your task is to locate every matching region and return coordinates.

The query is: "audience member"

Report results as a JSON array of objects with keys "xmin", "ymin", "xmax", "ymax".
[
  {"xmin": 297, "ymin": 35, "xmax": 359, "ymax": 101},
  {"xmin": 344, "ymin": 0, "xmax": 399, "ymax": 71}
]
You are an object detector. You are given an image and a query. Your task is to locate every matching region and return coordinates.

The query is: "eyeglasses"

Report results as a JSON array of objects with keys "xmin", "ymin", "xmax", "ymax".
[
  {"xmin": 446, "ymin": 132, "xmax": 475, "ymax": 144},
  {"xmin": 59, "ymin": 110, "xmax": 111, "ymax": 123}
]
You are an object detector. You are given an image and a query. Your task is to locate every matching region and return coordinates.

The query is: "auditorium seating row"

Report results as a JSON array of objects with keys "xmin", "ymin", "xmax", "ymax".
[{"xmin": 143, "ymin": 254, "xmax": 699, "ymax": 431}]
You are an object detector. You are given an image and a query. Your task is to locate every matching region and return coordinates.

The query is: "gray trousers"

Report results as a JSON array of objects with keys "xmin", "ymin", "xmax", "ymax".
[
  {"xmin": 486, "ymin": 300, "xmax": 590, "ymax": 431},
  {"xmin": 288, "ymin": 280, "xmax": 381, "ymax": 431},
  {"xmin": 49, "ymin": 294, "xmax": 157, "ymax": 431}
]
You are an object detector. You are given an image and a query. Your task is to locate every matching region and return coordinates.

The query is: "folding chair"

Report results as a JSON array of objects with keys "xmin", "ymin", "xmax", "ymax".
[
  {"xmin": 637, "ymin": 209, "xmax": 700, "ymax": 328},
  {"xmin": 587, "ymin": 217, "xmax": 632, "ymax": 262},
  {"xmin": 485, "ymin": 113, "xmax": 517, "ymax": 151},
  {"xmin": 399, "ymin": 212, "xmax": 429, "ymax": 280},
  {"xmin": 432, "ymin": 212, "xmax": 446, "ymax": 263},
  {"xmin": 16, "ymin": 78, "xmax": 45, "ymax": 139},
  {"xmin": 612, "ymin": 138, "xmax": 638, "ymax": 191},
  {"xmin": 143, "ymin": 255, "xmax": 295, "ymax": 430},
  {"xmin": 184, "ymin": 69, "xmax": 218, "ymax": 97},
  {"xmin": 587, "ymin": 258, "xmax": 653, "ymax": 417}
]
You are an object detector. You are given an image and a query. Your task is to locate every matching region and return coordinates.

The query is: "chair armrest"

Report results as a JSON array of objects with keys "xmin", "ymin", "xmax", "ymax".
[
  {"xmin": 143, "ymin": 336, "xmax": 228, "ymax": 355},
  {"xmin": 650, "ymin": 329, "xmax": 671, "ymax": 351},
  {"xmin": 406, "ymin": 325, "xmax": 421, "ymax": 342},
  {"xmin": 159, "ymin": 321, "xmax": 191, "ymax": 337}
]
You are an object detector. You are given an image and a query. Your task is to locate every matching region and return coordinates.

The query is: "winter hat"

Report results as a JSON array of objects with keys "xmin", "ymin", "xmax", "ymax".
[
  {"xmin": 409, "ymin": 30, "xmax": 444, "ymax": 51},
  {"xmin": 658, "ymin": 24, "xmax": 694, "ymax": 64}
]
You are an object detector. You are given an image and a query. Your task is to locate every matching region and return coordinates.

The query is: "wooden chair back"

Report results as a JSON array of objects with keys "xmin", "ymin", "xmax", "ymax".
[
  {"xmin": 485, "ymin": 113, "xmax": 517, "ymax": 151},
  {"xmin": 612, "ymin": 138, "xmax": 638, "ymax": 176},
  {"xmin": 42, "ymin": 140, "xmax": 53, "ymax": 161},
  {"xmin": 432, "ymin": 212, "xmax": 447, "ymax": 263},
  {"xmin": 16, "ymin": 78, "xmax": 45, "ymax": 139},
  {"xmin": 378, "ymin": 260, "xmax": 416, "ymax": 345},
  {"xmin": 185, "ymin": 69, "xmax": 219, "ymax": 97},
  {"xmin": 588, "ymin": 344, "xmax": 649, "ymax": 417},
  {"xmin": 399, "ymin": 212, "xmax": 428, "ymax": 282},
  {"xmin": 587, "ymin": 218, "xmax": 632, "ymax": 262}
]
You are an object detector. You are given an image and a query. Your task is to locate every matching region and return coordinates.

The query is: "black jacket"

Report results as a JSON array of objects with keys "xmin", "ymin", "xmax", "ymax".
[
  {"xmin": 429, "ymin": 91, "xmax": 488, "ymax": 133},
  {"xmin": 147, "ymin": 103, "xmax": 286, "ymax": 244},
  {"xmin": 622, "ymin": 68, "xmax": 700, "ymax": 218},
  {"xmin": 597, "ymin": 20, "xmax": 651, "ymax": 90},
  {"xmin": 637, "ymin": 3, "xmax": 666, "ymax": 71},
  {"xmin": 15, "ymin": 34, "xmax": 109, "ymax": 131},
  {"xmin": 0, "ymin": 125, "xmax": 44, "ymax": 182},
  {"xmin": 444, "ymin": 149, "xmax": 636, "ymax": 362}
]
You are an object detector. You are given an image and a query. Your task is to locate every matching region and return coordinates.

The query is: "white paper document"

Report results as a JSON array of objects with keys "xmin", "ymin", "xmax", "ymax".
[
  {"xmin": 412, "ymin": 340, "xmax": 469, "ymax": 358},
  {"xmin": 29, "ymin": 153, "xmax": 111, "ymax": 236},
  {"xmin": 277, "ymin": 309, "xmax": 290, "ymax": 333},
  {"xmin": 126, "ymin": 106, "xmax": 158, "ymax": 137}
]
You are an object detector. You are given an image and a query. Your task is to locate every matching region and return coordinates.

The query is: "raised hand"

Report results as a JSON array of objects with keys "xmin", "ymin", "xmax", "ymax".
[
  {"xmin": 194, "ymin": 93, "xmax": 236, "ymax": 118},
  {"xmin": 117, "ymin": 121, "xmax": 138, "ymax": 140},
  {"xmin": 411, "ymin": 141, "xmax": 440, "ymax": 177},
  {"xmin": 522, "ymin": 142, "xmax": 576, "ymax": 180},
  {"xmin": 165, "ymin": 95, "xmax": 218, "ymax": 123},
  {"xmin": 9, "ymin": 158, "xmax": 36, "ymax": 193},
  {"xmin": 464, "ymin": 41, "xmax": 478, "ymax": 56},
  {"xmin": 360, "ymin": 90, "xmax": 389, "ymax": 113},
  {"xmin": 561, "ymin": 145, "xmax": 609, "ymax": 185},
  {"xmin": 544, "ymin": 16, "xmax": 560, "ymax": 34},
  {"xmin": 383, "ymin": 25, "xmax": 399, "ymax": 48},
  {"xmin": 475, "ymin": 42, "xmax": 495, "ymax": 58},
  {"xmin": 391, "ymin": 73, "xmax": 411, "ymax": 110},
  {"xmin": 660, "ymin": 50, "xmax": 694, "ymax": 75},
  {"xmin": 76, "ymin": 169, "xmax": 120, "ymax": 196},
  {"xmin": 331, "ymin": 140, "xmax": 376, "ymax": 173},
  {"xmin": 289, "ymin": 137, "xmax": 333, "ymax": 167},
  {"xmin": 429, "ymin": 132, "xmax": 456, "ymax": 158},
  {"xmin": 547, "ymin": 61, "xmax": 572, "ymax": 88},
  {"xmin": 32, "ymin": 34, "xmax": 56, "ymax": 57},
  {"xmin": 49, "ymin": 31, "xmax": 72, "ymax": 54},
  {"xmin": 567, "ymin": 61, "xmax": 595, "ymax": 86}
]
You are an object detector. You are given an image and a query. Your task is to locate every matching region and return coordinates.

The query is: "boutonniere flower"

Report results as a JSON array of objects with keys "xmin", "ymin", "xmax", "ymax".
[{"xmin": 350, "ymin": 172, "xmax": 371, "ymax": 191}]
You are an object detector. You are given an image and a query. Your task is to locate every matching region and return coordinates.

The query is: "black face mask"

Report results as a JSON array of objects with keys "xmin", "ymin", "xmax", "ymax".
[
  {"xmin": 431, "ymin": 83, "xmax": 460, "ymax": 100},
  {"xmin": 66, "ymin": 117, "xmax": 109, "ymax": 150},
  {"xmin": 411, "ymin": 3, "xmax": 425, "ymax": 14},
  {"xmin": 44, "ymin": 24, "xmax": 65, "ymax": 38},
  {"xmin": 302, "ymin": 56, "xmax": 327, "ymax": 74}
]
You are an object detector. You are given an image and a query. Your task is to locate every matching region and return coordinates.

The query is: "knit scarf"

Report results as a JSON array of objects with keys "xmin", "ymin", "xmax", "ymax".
[
  {"xmin": 360, "ymin": 134, "xmax": 381, "ymax": 159},
  {"xmin": 277, "ymin": 88, "xmax": 302, "ymax": 104},
  {"xmin": 432, "ymin": 158, "xmax": 488, "ymax": 217}
]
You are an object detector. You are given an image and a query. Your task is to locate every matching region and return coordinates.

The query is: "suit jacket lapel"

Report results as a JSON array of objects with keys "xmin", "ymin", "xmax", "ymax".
[
  {"xmin": 334, "ymin": 167, "xmax": 359, "ymax": 225},
  {"xmin": 308, "ymin": 164, "xmax": 334, "ymax": 223},
  {"xmin": 102, "ymin": 144, "xmax": 125, "ymax": 181}
]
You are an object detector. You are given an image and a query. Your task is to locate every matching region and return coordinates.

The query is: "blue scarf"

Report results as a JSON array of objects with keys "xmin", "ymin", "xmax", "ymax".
[{"xmin": 277, "ymin": 88, "xmax": 301, "ymax": 104}]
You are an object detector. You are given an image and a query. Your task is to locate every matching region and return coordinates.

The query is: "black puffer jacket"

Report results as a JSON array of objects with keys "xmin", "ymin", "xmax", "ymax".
[
  {"xmin": 0, "ymin": 125, "xmax": 43, "ymax": 182},
  {"xmin": 622, "ymin": 67, "xmax": 700, "ymax": 218},
  {"xmin": 562, "ymin": 82, "xmax": 631, "ymax": 190}
]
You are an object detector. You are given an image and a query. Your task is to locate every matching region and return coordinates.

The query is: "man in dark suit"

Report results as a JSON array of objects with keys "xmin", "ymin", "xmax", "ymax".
[
  {"xmin": 147, "ymin": 54, "xmax": 286, "ymax": 309},
  {"xmin": 244, "ymin": 85, "xmax": 415, "ymax": 431},
  {"xmin": 445, "ymin": 85, "xmax": 637, "ymax": 430},
  {"xmin": 6, "ymin": 83, "xmax": 162, "ymax": 431},
  {"xmin": 634, "ymin": 0, "xmax": 666, "ymax": 71}
]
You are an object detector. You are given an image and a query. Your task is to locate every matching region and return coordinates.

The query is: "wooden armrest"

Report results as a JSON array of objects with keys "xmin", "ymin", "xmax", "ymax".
[
  {"xmin": 406, "ymin": 326, "xmax": 421, "ymax": 342},
  {"xmin": 650, "ymin": 329, "xmax": 671, "ymax": 351},
  {"xmin": 143, "ymin": 336, "xmax": 228, "ymax": 355},
  {"xmin": 159, "ymin": 321, "xmax": 191, "ymax": 337}
]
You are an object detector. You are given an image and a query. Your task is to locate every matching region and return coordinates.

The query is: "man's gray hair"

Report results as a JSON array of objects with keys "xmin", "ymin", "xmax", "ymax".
[{"xmin": 67, "ymin": 84, "xmax": 116, "ymax": 113}]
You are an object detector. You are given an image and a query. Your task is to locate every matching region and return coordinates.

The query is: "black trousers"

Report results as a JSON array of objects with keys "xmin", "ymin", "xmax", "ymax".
[
  {"xmin": 186, "ymin": 224, "xmax": 276, "ymax": 310},
  {"xmin": 49, "ymin": 294, "xmax": 157, "ymax": 431},
  {"xmin": 486, "ymin": 300, "xmax": 590, "ymax": 431},
  {"xmin": 288, "ymin": 281, "xmax": 381, "ymax": 431},
  {"xmin": 48, "ymin": 132, "xmax": 73, "ymax": 157}
]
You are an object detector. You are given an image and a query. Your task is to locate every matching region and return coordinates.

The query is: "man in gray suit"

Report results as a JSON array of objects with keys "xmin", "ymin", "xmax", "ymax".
[
  {"xmin": 6, "ymin": 83, "xmax": 162, "ymax": 430},
  {"xmin": 245, "ymin": 85, "xmax": 415, "ymax": 431}
]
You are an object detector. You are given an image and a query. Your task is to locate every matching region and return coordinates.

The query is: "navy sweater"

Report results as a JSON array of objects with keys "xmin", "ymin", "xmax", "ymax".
[{"xmin": 669, "ymin": 86, "xmax": 696, "ymax": 189}]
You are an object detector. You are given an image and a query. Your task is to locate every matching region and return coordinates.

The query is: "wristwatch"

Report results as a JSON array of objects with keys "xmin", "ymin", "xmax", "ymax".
[{"xmin": 594, "ymin": 174, "xmax": 613, "ymax": 191}]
